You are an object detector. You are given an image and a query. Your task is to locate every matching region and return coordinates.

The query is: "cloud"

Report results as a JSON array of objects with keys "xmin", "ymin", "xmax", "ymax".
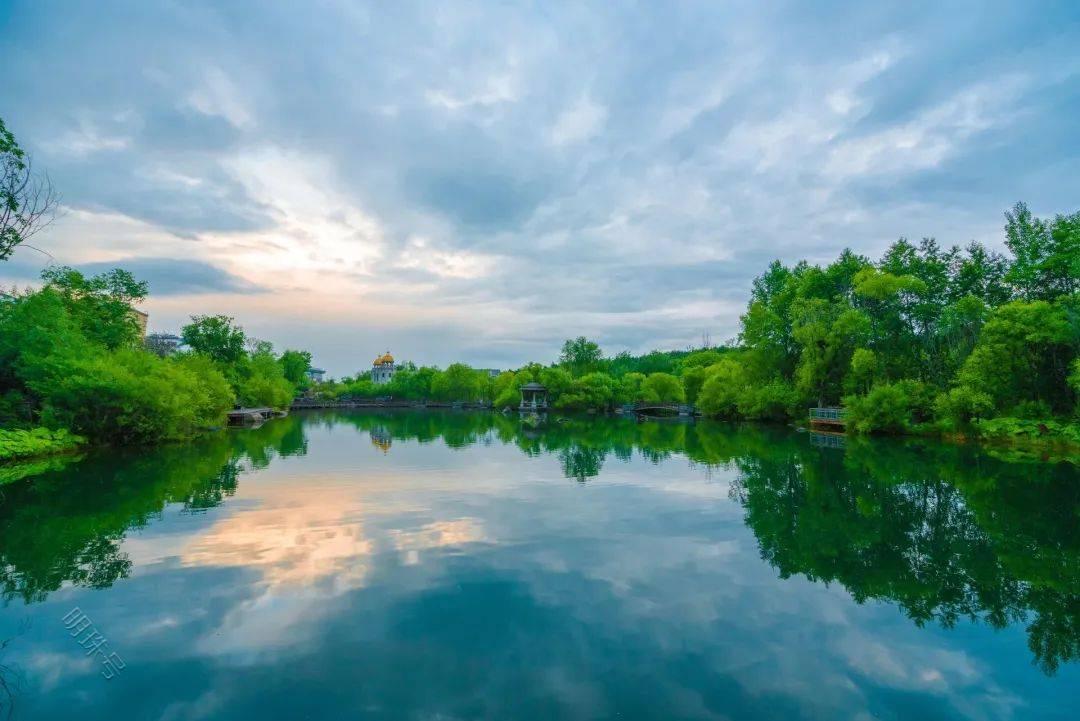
[
  {"xmin": 0, "ymin": 0, "xmax": 1077, "ymax": 373},
  {"xmin": 549, "ymin": 95, "xmax": 607, "ymax": 146},
  {"xmin": 77, "ymin": 257, "xmax": 265, "ymax": 296}
]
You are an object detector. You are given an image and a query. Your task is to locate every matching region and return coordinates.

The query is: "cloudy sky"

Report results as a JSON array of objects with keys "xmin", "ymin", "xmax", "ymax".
[{"xmin": 1, "ymin": 1, "xmax": 1077, "ymax": 375}]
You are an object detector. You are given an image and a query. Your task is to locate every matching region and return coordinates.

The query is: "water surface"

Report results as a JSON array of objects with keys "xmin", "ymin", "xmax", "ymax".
[{"xmin": 0, "ymin": 411, "xmax": 1077, "ymax": 720}]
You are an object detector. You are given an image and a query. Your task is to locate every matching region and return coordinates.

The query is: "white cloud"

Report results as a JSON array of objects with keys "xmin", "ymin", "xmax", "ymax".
[
  {"xmin": 185, "ymin": 66, "xmax": 254, "ymax": 130},
  {"xmin": 549, "ymin": 95, "xmax": 607, "ymax": 146}
]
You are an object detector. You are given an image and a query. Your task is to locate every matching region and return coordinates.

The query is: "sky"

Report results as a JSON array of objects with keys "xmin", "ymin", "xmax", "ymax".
[{"xmin": 1, "ymin": 1, "xmax": 1078, "ymax": 376}]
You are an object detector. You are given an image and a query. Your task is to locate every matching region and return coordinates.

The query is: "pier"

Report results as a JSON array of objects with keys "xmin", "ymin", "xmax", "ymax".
[
  {"xmin": 809, "ymin": 407, "xmax": 847, "ymax": 430},
  {"xmin": 227, "ymin": 407, "xmax": 275, "ymax": 425}
]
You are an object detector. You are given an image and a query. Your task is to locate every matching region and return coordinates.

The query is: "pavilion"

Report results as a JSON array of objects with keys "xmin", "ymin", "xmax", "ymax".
[{"xmin": 519, "ymin": 382, "xmax": 548, "ymax": 411}]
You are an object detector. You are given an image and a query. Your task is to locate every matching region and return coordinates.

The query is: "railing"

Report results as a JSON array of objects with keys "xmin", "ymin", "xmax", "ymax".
[
  {"xmin": 809, "ymin": 432, "xmax": 846, "ymax": 449},
  {"xmin": 809, "ymin": 407, "xmax": 847, "ymax": 422}
]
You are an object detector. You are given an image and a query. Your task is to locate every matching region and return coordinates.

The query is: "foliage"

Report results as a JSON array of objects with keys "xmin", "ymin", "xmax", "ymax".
[
  {"xmin": 234, "ymin": 348, "xmax": 293, "ymax": 409},
  {"xmin": 559, "ymin": 336, "xmax": 603, "ymax": 376},
  {"xmin": 41, "ymin": 265, "xmax": 147, "ymax": 349},
  {"xmin": 0, "ymin": 265, "xmax": 315, "ymax": 445},
  {"xmin": 680, "ymin": 202, "xmax": 1080, "ymax": 445},
  {"xmin": 641, "ymin": 372, "xmax": 685, "ymax": 404},
  {"xmin": 35, "ymin": 348, "xmax": 235, "ymax": 443},
  {"xmin": 953, "ymin": 300, "xmax": 1076, "ymax": 416},
  {"xmin": 181, "ymin": 315, "xmax": 247, "ymax": 365},
  {"xmin": 279, "ymin": 349, "xmax": 313, "ymax": 385},
  {"xmin": 554, "ymin": 372, "xmax": 618, "ymax": 411},
  {"xmin": 0, "ymin": 427, "xmax": 84, "ymax": 462},
  {"xmin": 430, "ymin": 363, "xmax": 486, "ymax": 402},
  {"xmin": 843, "ymin": 380, "xmax": 934, "ymax": 434},
  {"xmin": 933, "ymin": 386, "xmax": 995, "ymax": 428},
  {"xmin": 1, "ymin": 115, "xmax": 58, "ymax": 260},
  {"xmin": 736, "ymin": 380, "xmax": 798, "ymax": 421},
  {"xmin": 696, "ymin": 359, "xmax": 748, "ymax": 419},
  {"xmin": 973, "ymin": 418, "xmax": 1080, "ymax": 446}
]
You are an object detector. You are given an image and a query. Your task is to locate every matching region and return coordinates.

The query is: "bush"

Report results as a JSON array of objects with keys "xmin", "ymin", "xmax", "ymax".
[
  {"xmin": 844, "ymin": 380, "xmax": 934, "ymax": 434},
  {"xmin": 553, "ymin": 372, "xmax": 617, "ymax": 411},
  {"xmin": 0, "ymin": 427, "xmax": 84, "ymax": 461},
  {"xmin": 34, "ymin": 349, "xmax": 234, "ymax": 444},
  {"xmin": 641, "ymin": 373, "xmax": 685, "ymax": 404},
  {"xmin": 933, "ymin": 386, "xmax": 994, "ymax": 428},
  {"xmin": 697, "ymin": 360, "xmax": 748, "ymax": 419},
  {"xmin": 974, "ymin": 417, "xmax": 1080, "ymax": 445},
  {"xmin": 234, "ymin": 350, "xmax": 294, "ymax": 409},
  {"xmin": 736, "ymin": 380, "xmax": 798, "ymax": 421}
]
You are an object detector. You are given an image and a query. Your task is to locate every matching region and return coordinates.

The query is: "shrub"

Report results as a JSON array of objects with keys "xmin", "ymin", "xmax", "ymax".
[
  {"xmin": 553, "ymin": 372, "xmax": 618, "ymax": 411},
  {"xmin": 933, "ymin": 386, "xmax": 994, "ymax": 428},
  {"xmin": 736, "ymin": 380, "xmax": 798, "ymax": 421},
  {"xmin": 844, "ymin": 380, "xmax": 934, "ymax": 434},
  {"xmin": 974, "ymin": 417, "xmax": 1080, "ymax": 445},
  {"xmin": 697, "ymin": 360, "xmax": 748, "ymax": 419},
  {"xmin": 34, "ymin": 349, "xmax": 234, "ymax": 444},
  {"xmin": 0, "ymin": 427, "xmax": 84, "ymax": 461},
  {"xmin": 641, "ymin": 373, "xmax": 685, "ymax": 404}
]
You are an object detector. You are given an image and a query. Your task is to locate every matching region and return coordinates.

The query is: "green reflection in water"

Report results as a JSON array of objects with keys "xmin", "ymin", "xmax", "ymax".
[{"xmin": 0, "ymin": 409, "xmax": 1077, "ymax": 677}]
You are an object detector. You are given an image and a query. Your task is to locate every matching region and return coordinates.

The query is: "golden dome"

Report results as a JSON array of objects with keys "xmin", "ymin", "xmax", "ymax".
[{"xmin": 374, "ymin": 351, "xmax": 394, "ymax": 365}]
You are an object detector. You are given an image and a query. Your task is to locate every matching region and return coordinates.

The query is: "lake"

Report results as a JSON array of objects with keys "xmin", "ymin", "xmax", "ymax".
[{"xmin": 0, "ymin": 410, "xmax": 1077, "ymax": 720}]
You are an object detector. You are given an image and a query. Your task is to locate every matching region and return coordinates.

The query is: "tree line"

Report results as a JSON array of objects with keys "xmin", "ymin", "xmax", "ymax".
[
  {"xmin": 361, "ymin": 201, "xmax": 1075, "ymax": 443},
  {"xmin": 1, "ymin": 113, "xmax": 1077, "ymax": 446},
  {"xmin": 0, "ymin": 266, "xmax": 315, "ymax": 446}
]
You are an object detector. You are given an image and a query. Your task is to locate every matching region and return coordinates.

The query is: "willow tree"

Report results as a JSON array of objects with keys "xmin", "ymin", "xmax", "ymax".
[{"xmin": 1, "ymin": 116, "xmax": 58, "ymax": 260}]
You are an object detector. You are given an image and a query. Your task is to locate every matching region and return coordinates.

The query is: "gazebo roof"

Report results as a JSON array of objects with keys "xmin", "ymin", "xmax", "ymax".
[{"xmin": 520, "ymin": 382, "xmax": 547, "ymax": 391}]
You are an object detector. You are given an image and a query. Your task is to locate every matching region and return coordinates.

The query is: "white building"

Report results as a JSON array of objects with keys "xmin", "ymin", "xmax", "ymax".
[{"xmin": 372, "ymin": 352, "xmax": 396, "ymax": 385}]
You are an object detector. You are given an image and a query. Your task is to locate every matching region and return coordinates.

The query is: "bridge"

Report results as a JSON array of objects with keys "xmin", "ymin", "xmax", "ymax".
[
  {"xmin": 290, "ymin": 399, "xmax": 490, "ymax": 410},
  {"xmin": 629, "ymin": 402, "xmax": 697, "ymax": 418}
]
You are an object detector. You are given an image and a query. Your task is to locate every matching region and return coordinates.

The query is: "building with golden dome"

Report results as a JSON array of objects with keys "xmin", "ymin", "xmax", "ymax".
[{"xmin": 372, "ymin": 351, "xmax": 396, "ymax": 385}]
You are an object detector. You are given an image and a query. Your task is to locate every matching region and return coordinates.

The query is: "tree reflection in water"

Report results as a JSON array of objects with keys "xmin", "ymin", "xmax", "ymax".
[{"xmin": 0, "ymin": 410, "xmax": 1075, "ymax": 674}]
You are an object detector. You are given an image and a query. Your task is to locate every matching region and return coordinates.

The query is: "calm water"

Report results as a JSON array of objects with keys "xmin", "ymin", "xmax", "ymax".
[{"xmin": 0, "ymin": 411, "xmax": 1077, "ymax": 720}]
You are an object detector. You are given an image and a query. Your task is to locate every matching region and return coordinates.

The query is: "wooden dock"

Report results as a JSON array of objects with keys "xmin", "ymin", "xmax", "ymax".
[
  {"xmin": 809, "ymin": 407, "xmax": 847, "ymax": 430},
  {"xmin": 227, "ymin": 407, "xmax": 274, "ymax": 425}
]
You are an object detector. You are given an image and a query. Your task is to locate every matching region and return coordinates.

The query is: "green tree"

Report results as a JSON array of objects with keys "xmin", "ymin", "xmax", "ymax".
[
  {"xmin": 697, "ymin": 359, "xmax": 748, "ymax": 418},
  {"xmin": 954, "ymin": 300, "xmax": 1076, "ymax": 416},
  {"xmin": 40, "ymin": 266, "xmax": 147, "ymax": 350},
  {"xmin": 559, "ymin": 336, "xmax": 603, "ymax": 376},
  {"xmin": 279, "ymin": 349, "xmax": 313, "ymax": 385},
  {"xmin": 431, "ymin": 363, "xmax": 482, "ymax": 402},
  {"xmin": 236, "ymin": 348, "xmax": 294, "ymax": 409},
  {"xmin": 641, "ymin": 372, "xmax": 684, "ymax": 403},
  {"xmin": 181, "ymin": 315, "xmax": 247, "ymax": 365}
]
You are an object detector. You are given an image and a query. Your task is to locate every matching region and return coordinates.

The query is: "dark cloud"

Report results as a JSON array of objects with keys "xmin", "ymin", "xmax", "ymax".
[{"xmin": 78, "ymin": 257, "xmax": 265, "ymax": 296}]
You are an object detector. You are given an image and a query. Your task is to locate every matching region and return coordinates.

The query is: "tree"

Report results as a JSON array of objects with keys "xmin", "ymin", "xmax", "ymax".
[
  {"xmin": 40, "ymin": 266, "xmax": 147, "ymax": 350},
  {"xmin": 279, "ymin": 349, "xmax": 313, "ymax": 385},
  {"xmin": 1, "ymin": 116, "xmax": 59, "ymax": 261},
  {"xmin": 554, "ymin": 372, "xmax": 618, "ymax": 411},
  {"xmin": 559, "ymin": 336, "xmax": 602, "ymax": 376},
  {"xmin": 236, "ymin": 348, "xmax": 294, "ymax": 408},
  {"xmin": 697, "ymin": 359, "xmax": 748, "ymax": 418},
  {"xmin": 953, "ymin": 300, "xmax": 1076, "ymax": 416},
  {"xmin": 641, "ymin": 372, "xmax": 684, "ymax": 403},
  {"xmin": 181, "ymin": 315, "xmax": 247, "ymax": 365},
  {"xmin": 431, "ymin": 363, "xmax": 481, "ymax": 402}
]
